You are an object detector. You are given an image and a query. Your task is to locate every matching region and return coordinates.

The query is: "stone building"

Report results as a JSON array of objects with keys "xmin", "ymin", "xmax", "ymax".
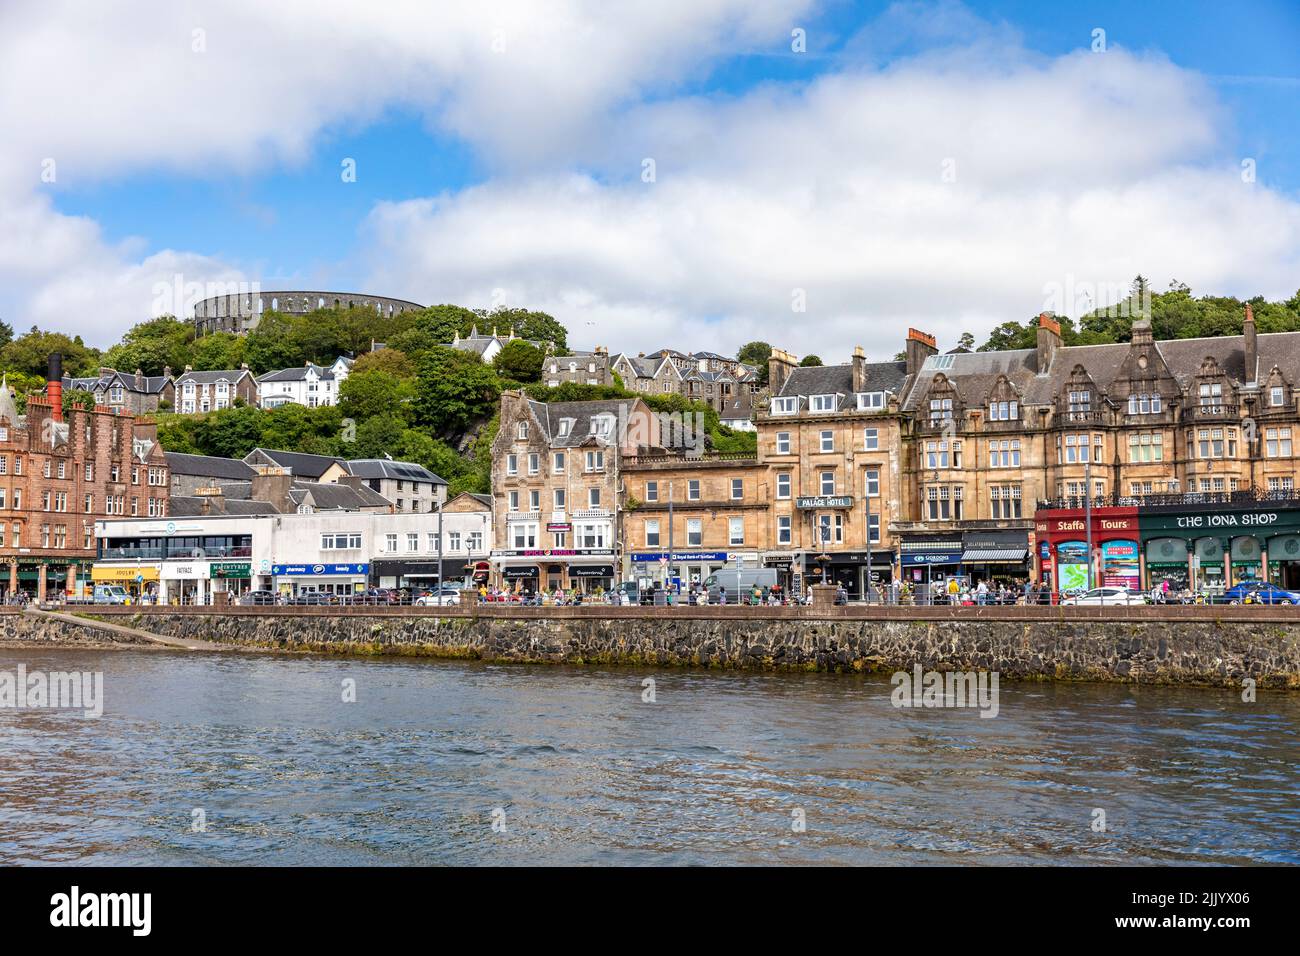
[
  {"xmin": 173, "ymin": 365, "xmax": 258, "ymax": 413},
  {"xmin": 758, "ymin": 343, "xmax": 913, "ymax": 597},
  {"xmin": 63, "ymin": 367, "xmax": 174, "ymax": 415},
  {"xmin": 0, "ymin": 376, "xmax": 169, "ymax": 600},
  {"xmin": 620, "ymin": 452, "xmax": 771, "ymax": 588},
  {"xmin": 542, "ymin": 347, "xmax": 613, "ymax": 387},
  {"xmin": 490, "ymin": 391, "xmax": 659, "ymax": 592},
  {"xmin": 343, "ymin": 458, "xmax": 447, "ymax": 513},
  {"xmin": 895, "ymin": 307, "xmax": 1300, "ymax": 594},
  {"xmin": 610, "ymin": 349, "xmax": 760, "ymax": 417}
]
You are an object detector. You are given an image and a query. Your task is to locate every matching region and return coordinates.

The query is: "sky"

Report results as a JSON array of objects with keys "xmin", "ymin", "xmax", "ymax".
[{"xmin": 1, "ymin": 0, "xmax": 1297, "ymax": 362}]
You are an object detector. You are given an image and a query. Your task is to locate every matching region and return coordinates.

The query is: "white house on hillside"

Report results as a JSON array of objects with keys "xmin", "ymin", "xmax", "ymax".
[{"xmin": 257, "ymin": 357, "xmax": 352, "ymax": 409}]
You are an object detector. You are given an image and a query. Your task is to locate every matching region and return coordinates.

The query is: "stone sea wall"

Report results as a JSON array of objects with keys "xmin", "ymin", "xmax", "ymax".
[{"xmin": 91, "ymin": 608, "xmax": 1300, "ymax": 687}]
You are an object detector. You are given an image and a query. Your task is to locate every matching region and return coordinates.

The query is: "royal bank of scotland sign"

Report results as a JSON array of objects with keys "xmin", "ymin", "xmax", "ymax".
[{"xmin": 795, "ymin": 495, "xmax": 855, "ymax": 510}]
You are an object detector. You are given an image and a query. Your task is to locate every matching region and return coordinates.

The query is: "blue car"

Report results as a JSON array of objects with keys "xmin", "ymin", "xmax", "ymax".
[{"xmin": 1223, "ymin": 582, "xmax": 1300, "ymax": 605}]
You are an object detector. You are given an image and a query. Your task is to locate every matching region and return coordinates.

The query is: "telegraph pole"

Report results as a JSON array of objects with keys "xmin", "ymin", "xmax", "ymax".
[{"xmin": 1084, "ymin": 457, "xmax": 1093, "ymax": 591}]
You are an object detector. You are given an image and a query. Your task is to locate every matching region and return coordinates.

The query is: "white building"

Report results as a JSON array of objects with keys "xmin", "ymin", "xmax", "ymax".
[
  {"xmin": 257, "ymin": 357, "xmax": 351, "ymax": 409},
  {"xmin": 94, "ymin": 496, "xmax": 494, "ymax": 602}
]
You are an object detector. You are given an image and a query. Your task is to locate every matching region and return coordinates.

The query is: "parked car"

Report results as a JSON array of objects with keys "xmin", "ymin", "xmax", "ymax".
[
  {"xmin": 240, "ymin": 590, "xmax": 277, "ymax": 606},
  {"xmin": 287, "ymin": 591, "xmax": 333, "ymax": 605},
  {"xmin": 348, "ymin": 588, "xmax": 399, "ymax": 605},
  {"xmin": 415, "ymin": 587, "xmax": 461, "ymax": 606},
  {"xmin": 1224, "ymin": 581, "xmax": 1300, "ymax": 605},
  {"xmin": 1061, "ymin": 586, "xmax": 1147, "ymax": 606}
]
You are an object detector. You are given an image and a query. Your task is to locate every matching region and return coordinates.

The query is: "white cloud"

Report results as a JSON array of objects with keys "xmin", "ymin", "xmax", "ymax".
[
  {"xmin": 361, "ymin": 42, "xmax": 1300, "ymax": 360},
  {"xmin": 0, "ymin": 0, "xmax": 810, "ymax": 343},
  {"xmin": 0, "ymin": 0, "xmax": 1297, "ymax": 358}
]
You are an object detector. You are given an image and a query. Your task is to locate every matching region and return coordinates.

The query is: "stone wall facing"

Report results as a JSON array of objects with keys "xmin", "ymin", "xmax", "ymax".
[{"xmin": 71, "ymin": 606, "xmax": 1300, "ymax": 688}]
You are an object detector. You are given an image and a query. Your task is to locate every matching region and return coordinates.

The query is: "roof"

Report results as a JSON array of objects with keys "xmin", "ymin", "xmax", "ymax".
[
  {"xmin": 244, "ymin": 447, "xmax": 345, "ymax": 480},
  {"xmin": 289, "ymin": 481, "xmax": 391, "ymax": 511},
  {"xmin": 175, "ymin": 368, "xmax": 251, "ymax": 384},
  {"xmin": 168, "ymin": 496, "xmax": 279, "ymax": 516},
  {"xmin": 64, "ymin": 370, "xmax": 170, "ymax": 395},
  {"xmin": 720, "ymin": 395, "xmax": 755, "ymax": 421},
  {"xmin": 469, "ymin": 493, "xmax": 494, "ymax": 508},
  {"xmin": 778, "ymin": 359, "xmax": 910, "ymax": 410},
  {"xmin": 526, "ymin": 398, "xmax": 636, "ymax": 448},
  {"xmin": 898, "ymin": 330, "xmax": 1300, "ymax": 411},
  {"xmin": 164, "ymin": 452, "xmax": 257, "ymax": 481},
  {"xmin": 257, "ymin": 364, "xmax": 334, "ymax": 383},
  {"xmin": 345, "ymin": 458, "xmax": 447, "ymax": 485}
]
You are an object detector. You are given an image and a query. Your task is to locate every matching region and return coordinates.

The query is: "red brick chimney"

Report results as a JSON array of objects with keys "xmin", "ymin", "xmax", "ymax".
[{"xmin": 47, "ymin": 353, "xmax": 63, "ymax": 423}]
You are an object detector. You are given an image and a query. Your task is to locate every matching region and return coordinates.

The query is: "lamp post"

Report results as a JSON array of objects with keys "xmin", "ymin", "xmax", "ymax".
[
  {"xmin": 436, "ymin": 495, "xmax": 444, "ymax": 599},
  {"xmin": 1084, "ymin": 457, "xmax": 1093, "ymax": 591}
]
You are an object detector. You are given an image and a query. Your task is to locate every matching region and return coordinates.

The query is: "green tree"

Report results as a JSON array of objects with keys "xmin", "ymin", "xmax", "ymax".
[
  {"xmin": 799, "ymin": 355, "xmax": 823, "ymax": 367},
  {"xmin": 189, "ymin": 332, "xmax": 246, "ymax": 371},
  {"xmin": 737, "ymin": 341, "xmax": 772, "ymax": 385},
  {"xmin": 412, "ymin": 347, "xmax": 502, "ymax": 438},
  {"xmin": 0, "ymin": 327, "xmax": 100, "ymax": 377},
  {"xmin": 340, "ymin": 368, "xmax": 414, "ymax": 423},
  {"xmin": 478, "ymin": 307, "xmax": 567, "ymax": 350},
  {"xmin": 492, "ymin": 339, "xmax": 545, "ymax": 383},
  {"xmin": 102, "ymin": 315, "xmax": 193, "ymax": 375}
]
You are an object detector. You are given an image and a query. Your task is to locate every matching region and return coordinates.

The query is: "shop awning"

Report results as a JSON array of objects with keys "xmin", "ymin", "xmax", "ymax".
[{"xmin": 961, "ymin": 548, "xmax": 1027, "ymax": 563}]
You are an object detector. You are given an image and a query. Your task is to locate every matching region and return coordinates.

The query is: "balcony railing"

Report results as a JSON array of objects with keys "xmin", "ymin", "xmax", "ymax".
[
  {"xmin": 1037, "ymin": 487, "xmax": 1300, "ymax": 511},
  {"xmin": 1189, "ymin": 403, "xmax": 1239, "ymax": 420},
  {"xmin": 622, "ymin": 451, "xmax": 758, "ymax": 466}
]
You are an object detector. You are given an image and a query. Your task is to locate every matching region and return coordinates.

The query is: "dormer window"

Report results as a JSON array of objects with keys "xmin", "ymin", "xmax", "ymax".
[
  {"xmin": 557, "ymin": 418, "xmax": 573, "ymax": 437},
  {"xmin": 517, "ymin": 422, "xmax": 529, "ymax": 440},
  {"xmin": 856, "ymin": 392, "xmax": 885, "ymax": 411},
  {"xmin": 771, "ymin": 397, "xmax": 797, "ymax": 415},
  {"xmin": 590, "ymin": 414, "xmax": 614, "ymax": 437},
  {"xmin": 1199, "ymin": 382, "xmax": 1223, "ymax": 412},
  {"xmin": 1271, "ymin": 386, "xmax": 1286, "ymax": 407},
  {"xmin": 988, "ymin": 400, "xmax": 1018, "ymax": 421},
  {"xmin": 928, "ymin": 398, "xmax": 953, "ymax": 423},
  {"xmin": 810, "ymin": 394, "xmax": 837, "ymax": 413}
]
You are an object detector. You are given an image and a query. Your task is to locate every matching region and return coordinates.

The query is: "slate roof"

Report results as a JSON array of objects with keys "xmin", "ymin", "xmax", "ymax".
[
  {"xmin": 720, "ymin": 395, "xmax": 755, "ymax": 422},
  {"xmin": 168, "ymin": 496, "xmax": 279, "ymax": 516},
  {"xmin": 468, "ymin": 493, "xmax": 494, "ymax": 508},
  {"xmin": 244, "ymin": 447, "xmax": 345, "ymax": 480},
  {"xmin": 257, "ymin": 364, "xmax": 335, "ymax": 383},
  {"xmin": 64, "ymin": 370, "xmax": 170, "ymax": 395},
  {"xmin": 777, "ymin": 360, "xmax": 910, "ymax": 411},
  {"xmin": 175, "ymin": 369, "xmax": 252, "ymax": 384},
  {"xmin": 346, "ymin": 458, "xmax": 447, "ymax": 485},
  {"xmin": 898, "ymin": 330, "xmax": 1300, "ymax": 410},
  {"xmin": 289, "ymin": 481, "xmax": 391, "ymax": 511},
  {"xmin": 526, "ymin": 398, "xmax": 635, "ymax": 447},
  {"xmin": 164, "ymin": 452, "xmax": 257, "ymax": 481}
]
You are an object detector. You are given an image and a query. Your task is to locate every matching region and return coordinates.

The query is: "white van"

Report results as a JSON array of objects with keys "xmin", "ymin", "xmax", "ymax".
[
  {"xmin": 703, "ymin": 568, "xmax": 777, "ymax": 604},
  {"xmin": 92, "ymin": 584, "xmax": 130, "ymax": 605}
]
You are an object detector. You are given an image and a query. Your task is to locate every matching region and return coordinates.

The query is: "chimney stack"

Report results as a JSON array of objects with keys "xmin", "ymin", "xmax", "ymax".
[
  {"xmin": 767, "ymin": 348, "xmax": 797, "ymax": 395},
  {"xmin": 904, "ymin": 329, "xmax": 938, "ymax": 377},
  {"xmin": 47, "ymin": 353, "xmax": 63, "ymax": 423},
  {"xmin": 851, "ymin": 346, "xmax": 866, "ymax": 393},
  {"xmin": 1244, "ymin": 303, "xmax": 1258, "ymax": 384},
  {"xmin": 134, "ymin": 368, "xmax": 145, "ymax": 390},
  {"xmin": 1036, "ymin": 313, "xmax": 1062, "ymax": 374}
]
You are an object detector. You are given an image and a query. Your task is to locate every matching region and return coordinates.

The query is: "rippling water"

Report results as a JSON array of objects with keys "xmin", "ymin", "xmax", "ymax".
[{"xmin": 0, "ymin": 648, "xmax": 1296, "ymax": 865}]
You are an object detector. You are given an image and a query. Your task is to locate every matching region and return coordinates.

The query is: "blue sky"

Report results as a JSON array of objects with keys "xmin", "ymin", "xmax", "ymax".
[{"xmin": 3, "ymin": 0, "xmax": 1298, "ymax": 352}]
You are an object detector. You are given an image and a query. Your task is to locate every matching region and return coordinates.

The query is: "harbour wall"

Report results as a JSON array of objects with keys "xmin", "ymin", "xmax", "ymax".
[{"xmin": 33, "ymin": 605, "xmax": 1300, "ymax": 687}]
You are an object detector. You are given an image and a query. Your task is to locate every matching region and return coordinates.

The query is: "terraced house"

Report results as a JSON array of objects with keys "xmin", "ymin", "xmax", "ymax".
[
  {"xmin": 491, "ymin": 392, "xmax": 659, "ymax": 593},
  {"xmin": 758, "ymin": 343, "xmax": 914, "ymax": 597},
  {"xmin": 899, "ymin": 307, "xmax": 1300, "ymax": 595},
  {"xmin": 0, "ymin": 372, "xmax": 169, "ymax": 601}
]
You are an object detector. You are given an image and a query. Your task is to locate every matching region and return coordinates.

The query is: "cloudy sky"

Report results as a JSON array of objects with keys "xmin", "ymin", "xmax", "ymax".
[{"xmin": 2, "ymin": 0, "xmax": 1298, "ymax": 361}]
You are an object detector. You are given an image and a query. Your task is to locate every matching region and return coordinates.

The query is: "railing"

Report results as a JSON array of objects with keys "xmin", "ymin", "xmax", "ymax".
[
  {"xmin": 622, "ymin": 451, "xmax": 759, "ymax": 466},
  {"xmin": 1188, "ymin": 403, "xmax": 1239, "ymax": 420},
  {"xmin": 1037, "ymin": 488, "xmax": 1300, "ymax": 510}
]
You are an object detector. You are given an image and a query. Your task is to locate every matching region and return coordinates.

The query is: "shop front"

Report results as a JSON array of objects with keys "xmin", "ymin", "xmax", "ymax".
[
  {"xmin": 959, "ymin": 530, "xmax": 1031, "ymax": 585},
  {"xmin": 899, "ymin": 535, "xmax": 964, "ymax": 600},
  {"xmin": 492, "ymin": 549, "xmax": 617, "ymax": 593},
  {"xmin": 90, "ymin": 563, "xmax": 160, "ymax": 601},
  {"xmin": 1034, "ymin": 506, "xmax": 1139, "ymax": 596},
  {"xmin": 629, "ymin": 551, "xmax": 742, "ymax": 590},
  {"xmin": 272, "ymin": 562, "xmax": 369, "ymax": 598},
  {"xmin": 1138, "ymin": 501, "xmax": 1300, "ymax": 597},
  {"xmin": 372, "ymin": 558, "xmax": 472, "ymax": 592},
  {"xmin": 818, "ymin": 551, "xmax": 893, "ymax": 600},
  {"xmin": 161, "ymin": 559, "xmax": 253, "ymax": 604}
]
